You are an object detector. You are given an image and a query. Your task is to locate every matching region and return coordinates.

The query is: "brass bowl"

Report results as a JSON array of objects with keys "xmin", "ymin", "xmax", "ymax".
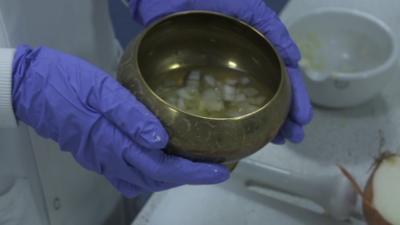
[{"xmin": 117, "ymin": 11, "xmax": 291, "ymax": 164}]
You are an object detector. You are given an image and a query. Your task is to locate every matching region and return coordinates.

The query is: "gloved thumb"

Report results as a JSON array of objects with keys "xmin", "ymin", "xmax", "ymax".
[{"xmin": 88, "ymin": 75, "xmax": 169, "ymax": 150}]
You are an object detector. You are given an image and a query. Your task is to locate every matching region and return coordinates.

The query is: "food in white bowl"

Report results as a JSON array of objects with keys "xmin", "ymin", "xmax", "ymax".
[{"xmin": 288, "ymin": 8, "xmax": 399, "ymax": 108}]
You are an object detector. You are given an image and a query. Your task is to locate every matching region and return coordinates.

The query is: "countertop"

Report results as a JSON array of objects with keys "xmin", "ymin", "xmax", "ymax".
[{"xmin": 131, "ymin": 1, "xmax": 400, "ymax": 224}]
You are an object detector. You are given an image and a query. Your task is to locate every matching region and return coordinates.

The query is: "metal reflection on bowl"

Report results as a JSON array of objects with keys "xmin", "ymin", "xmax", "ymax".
[{"xmin": 117, "ymin": 11, "xmax": 291, "ymax": 163}]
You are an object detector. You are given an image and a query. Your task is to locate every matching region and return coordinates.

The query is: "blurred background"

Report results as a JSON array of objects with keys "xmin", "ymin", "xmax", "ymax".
[{"xmin": 108, "ymin": 0, "xmax": 289, "ymax": 48}]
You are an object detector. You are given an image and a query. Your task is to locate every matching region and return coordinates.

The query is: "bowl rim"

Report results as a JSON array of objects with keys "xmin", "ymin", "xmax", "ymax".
[
  {"xmin": 134, "ymin": 10, "xmax": 290, "ymax": 121},
  {"xmin": 287, "ymin": 7, "xmax": 399, "ymax": 81}
]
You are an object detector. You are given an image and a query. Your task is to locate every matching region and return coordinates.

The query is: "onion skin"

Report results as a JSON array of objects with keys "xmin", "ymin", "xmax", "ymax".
[
  {"xmin": 340, "ymin": 153, "xmax": 397, "ymax": 225},
  {"xmin": 363, "ymin": 170, "xmax": 392, "ymax": 225},
  {"xmin": 363, "ymin": 153, "xmax": 398, "ymax": 225}
]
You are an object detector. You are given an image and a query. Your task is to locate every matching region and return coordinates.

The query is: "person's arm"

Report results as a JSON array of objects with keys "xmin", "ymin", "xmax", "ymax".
[
  {"xmin": 11, "ymin": 45, "xmax": 229, "ymax": 198},
  {"xmin": 0, "ymin": 48, "xmax": 17, "ymax": 128}
]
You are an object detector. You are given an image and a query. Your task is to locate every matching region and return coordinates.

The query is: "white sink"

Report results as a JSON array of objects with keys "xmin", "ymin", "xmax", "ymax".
[{"xmin": 132, "ymin": 161, "xmax": 365, "ymax": 225}]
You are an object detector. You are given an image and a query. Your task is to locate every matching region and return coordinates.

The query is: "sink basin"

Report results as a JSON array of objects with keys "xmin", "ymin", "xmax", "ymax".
[
  {"xmin": 132, "ymin": 160, "xmax": 365, "ymax": 225},
  {"xmin": 132, "ymin": 2, "xmax": 400, "ymax": 225}
]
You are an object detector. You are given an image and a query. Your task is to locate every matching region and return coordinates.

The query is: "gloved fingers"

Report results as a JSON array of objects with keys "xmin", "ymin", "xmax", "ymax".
[
  {"xmin": 86, "ymin": 117, "xmax": 173, "ymax": 191},
  {"xmin": 123, "ymin": 145, "xmax": 230, "ymax": 185},
  {"xmin": 281, "ymin": 119, "xmax": 304, "ymax": 144},
  {"xmin": 107, "ymin": 176, "xmax": 143, "ymax": 198},
  {"xmin": 272, "ymin": 131, "xmax": 285, "ymax": 145},
  {"xmin": 118, "ymin": 170, "xmax": 180, "ymax": 193},
  {"xmin": 114, "ymin": 161, "xmax": 181, "ymax": 192},
  {"xmin": 104, "ymin": 160, "xmax": 164, "ymax": 191},
  {"xmin": 88, "ymin": 76, "xmax": 169, "ymax": 150},
  {"xmin": 251, "ymin": 12, "xmax": 301, "ymax": 67},
  {"xmin": 122, "ymin": 171, "xmax": 180, "ymax": 192},
  {"xmin": 109, "ymin": 173, "xmax": 180, "ymax": 194},
  {"xmin": 148, "ymin": 182, "xmax": 182, "ymax": 192},
  {"xmin": 130, "ymin": 0, "xmax": 190, "ymax": 26},
  {"xmin": 132, "ymin": 0, "xmax": 300, "ymax": 67},
  {"xmin": 286, "ymin": 67, "xmax": 313, "ymax": 125}
]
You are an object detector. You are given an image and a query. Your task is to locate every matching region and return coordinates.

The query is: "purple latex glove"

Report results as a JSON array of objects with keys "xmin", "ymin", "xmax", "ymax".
[
  {"xmin": 129, "ymin": 0, "xmax": 313, "ymax": 144},
  {"xmin": 12, "ymin": 45, "xmax": 230, "ymax": 198}
]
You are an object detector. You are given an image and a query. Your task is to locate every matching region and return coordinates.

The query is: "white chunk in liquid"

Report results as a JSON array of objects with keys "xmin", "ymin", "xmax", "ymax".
[{"xmin": 154, "ymin": 67, "xmax": 272, "ymax": 118}]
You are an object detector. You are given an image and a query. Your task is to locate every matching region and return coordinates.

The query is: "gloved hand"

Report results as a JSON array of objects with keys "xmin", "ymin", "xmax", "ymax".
[
  {"xmin": 129, "ymin": 0, "xmax": 313, "ymax": 144},
  {"xmin": 12, "ymin": 45, "xmax": 230, "ymax": 198}
]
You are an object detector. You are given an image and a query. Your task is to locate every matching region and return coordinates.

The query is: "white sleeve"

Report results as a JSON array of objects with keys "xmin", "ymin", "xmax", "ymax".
[{"xmin": 0, "ymin": 48, "xmax": 17, "ymax": 128}]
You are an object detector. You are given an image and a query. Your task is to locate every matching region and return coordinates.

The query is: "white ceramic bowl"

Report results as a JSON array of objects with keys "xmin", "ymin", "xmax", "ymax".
[{"xmin": 288, "ymin": 8, "xmax": 399, "ymax": 108}]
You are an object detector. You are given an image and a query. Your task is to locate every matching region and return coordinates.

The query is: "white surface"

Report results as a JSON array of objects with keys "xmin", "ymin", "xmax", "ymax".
[
  {"xmin": 260, "ymin": 0, "xmax": 400, "ymax": 183},
  {"xmin": 0, "ymin": 48, "xmax": 16, "ymax": 128},
  {"xmin": 133, "ymin": 71, "xmax": 400, "ymax": 225},
  {"xmin": 294, "ymin": 9, "xmax": 394, "ymax": 76},
  {"xmin": 133, "ymin": 162, "xmax": 364, "ymax": 225},
  {"xmin": 132, "ymin": 1, "xmax": 400, "ymax": 225},
  {"xmin": 232, "ymin": 160, "xmax": 358, "ymax": 220}
]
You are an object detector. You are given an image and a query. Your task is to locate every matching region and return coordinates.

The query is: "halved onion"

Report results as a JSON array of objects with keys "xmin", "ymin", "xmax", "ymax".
[{"xmin": 341, "ymin": 153, "xmax": 400, "ymax": 225}]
